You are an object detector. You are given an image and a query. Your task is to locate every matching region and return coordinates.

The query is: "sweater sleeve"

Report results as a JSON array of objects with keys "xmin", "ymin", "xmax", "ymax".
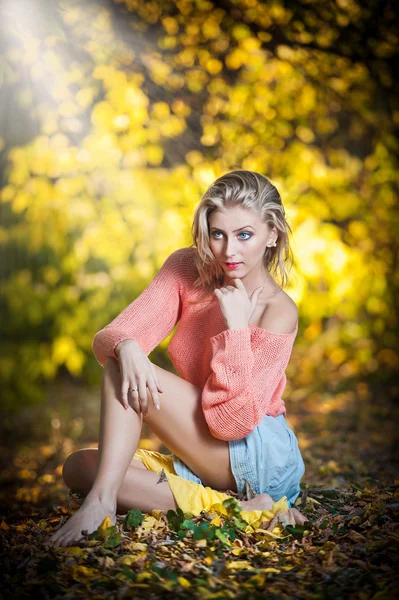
[
  {"xmin": 92, "ymin": 248, "xmax": 187, "ymax": 367},
  {"xmin": 201, "ymin": 324, "xmax": 297, "ymax": 441}
]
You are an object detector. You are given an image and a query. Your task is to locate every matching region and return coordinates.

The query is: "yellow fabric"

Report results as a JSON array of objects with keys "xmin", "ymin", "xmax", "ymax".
[{"xmin": 133, "ymin": 449, "xmax": 289, "ymax": 535}]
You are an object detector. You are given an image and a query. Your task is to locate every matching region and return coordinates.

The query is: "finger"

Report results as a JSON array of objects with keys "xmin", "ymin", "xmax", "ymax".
[
  {"xmin": 148, "ymin": 382, "xmax": 160, "ymax": 410},
  {"xmin": 140, "ymin": 392, "xmax": 148, "ymax": 416},
  {"xmin": 121, "ymin": 379, "xmax": 130, "ymax": 410},
  {"xmin": 234, "ymin": 278, "xmax": 245, "ymax": 287},
  {"xmin": 287, "ymin": 509, "xmax": 296, "ymax": 527},
  {"xmin": 130, "ymin": 388, "xmax": 141, "ymax": 414},
  {"xmin": 128, "ymin": 384, "xmax": 141, "ymax": 413},
  {"xmin": 291, "ymin": 507, "xmax": 308, "ymax": 526},
  {"xmin": 137, "ymin": 375, "xmax": 148, "ymax": 415}
]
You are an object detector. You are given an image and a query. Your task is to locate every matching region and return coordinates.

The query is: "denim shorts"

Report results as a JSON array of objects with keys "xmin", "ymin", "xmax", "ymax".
[{"xmin": 172, "ymin": 414, "xmax": 306, "ymax": 509}]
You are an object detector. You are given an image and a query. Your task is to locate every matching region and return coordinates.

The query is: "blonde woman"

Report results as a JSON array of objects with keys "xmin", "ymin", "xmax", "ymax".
[{"xmin": 47, "ymin": 170, "xmax": 306, "ymax": 548}]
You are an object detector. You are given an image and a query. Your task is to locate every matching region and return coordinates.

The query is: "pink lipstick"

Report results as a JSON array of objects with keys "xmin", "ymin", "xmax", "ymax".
[{"xmin": 225, "ymin": 262, "xmax": 242, "ymax": 270}]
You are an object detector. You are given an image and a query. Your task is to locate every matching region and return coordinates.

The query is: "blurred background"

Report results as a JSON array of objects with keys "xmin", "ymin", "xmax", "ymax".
[{"xmin": 0, "ymin": 0, "xmax": 398, "ymax": 512}]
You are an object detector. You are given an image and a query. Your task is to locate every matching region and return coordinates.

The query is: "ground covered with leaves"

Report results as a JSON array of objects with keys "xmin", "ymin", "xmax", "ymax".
[{"xmin": 1, "ymin": 384, "xmax": 398, "ymax": 599}]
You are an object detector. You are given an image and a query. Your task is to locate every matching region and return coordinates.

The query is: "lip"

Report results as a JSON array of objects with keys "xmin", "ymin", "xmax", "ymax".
[{"xmin": 225, "ymin": 262, "xmax": 242, "ymax": 269}]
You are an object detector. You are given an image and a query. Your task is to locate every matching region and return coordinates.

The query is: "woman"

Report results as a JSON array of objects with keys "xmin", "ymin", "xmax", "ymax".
[{"xmin": 47, "ymin": 170, "xmax": 306, "ymax": 548}]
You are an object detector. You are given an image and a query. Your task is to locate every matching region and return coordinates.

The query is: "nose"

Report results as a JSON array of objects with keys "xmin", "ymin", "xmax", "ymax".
[{"xmin": 224, "ymin": 236, "xmax": 239, "ymax": 259}]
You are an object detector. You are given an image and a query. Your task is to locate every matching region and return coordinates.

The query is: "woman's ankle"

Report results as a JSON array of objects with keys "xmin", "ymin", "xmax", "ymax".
[{"xmin": 85, "ymin": 488, "xmax": 117, "ymax": 509}]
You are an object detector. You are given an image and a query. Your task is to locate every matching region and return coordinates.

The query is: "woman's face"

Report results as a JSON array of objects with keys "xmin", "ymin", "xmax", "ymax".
[{"xmin": 208, "ymin": 205, "xmax": 277, "ymax": 281}]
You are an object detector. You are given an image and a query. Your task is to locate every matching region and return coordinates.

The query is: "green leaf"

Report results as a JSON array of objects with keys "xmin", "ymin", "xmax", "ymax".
[
  {"xmin": 284, "ymin": 524, "xmax": 307, "ymax": 539},
  {"xmin": 121, "ymin": 565, "xmax": 137, "ymax": 581},
  {"xmin": 126, "ymin": 508, "xmax": 145, "ymax": 528},
  {"xmin": 215, "ymin": 528, "xmax": 231, "ymax": 546},
  {"xmin": 193, "ymin": 522, "xmax": 214, "ymax": 540},
  {"xmin": 320, "ymin": 519, "xmax": 330, "ymax": 529},
  {"xmin": 222, "ymin": 497, "xmax": 242, "ymax": 516},
  {"xmin": 104, "ymin": 533, "xmax": 122, "ymax": 548},
  {"xmin": 167, "ymin": 507, "xmax": 185, "ymax": 532},
  {"xmin": 181, "ymin": 518, "xmax": 196, "ymax": 530},
  {"xmin": 231, "ymin": 516, "xmax": 247, "ymax": 530},
  {"xmin": 153, "ymin": 565, "xmax": 179, "ymax": 582}
]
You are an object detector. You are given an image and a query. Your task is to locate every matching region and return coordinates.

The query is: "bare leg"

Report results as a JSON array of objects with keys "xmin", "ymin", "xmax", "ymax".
[
  {"xmin": 61, "ymin": 448, "xmax": 273, "ymax": 514},
  {"xmin": 46, "ymin": 358, "xmax": 146, "ymax": 548},
  {"xmin": 62, "ymin": 449, "xmax": 178, "ymax": 514}
]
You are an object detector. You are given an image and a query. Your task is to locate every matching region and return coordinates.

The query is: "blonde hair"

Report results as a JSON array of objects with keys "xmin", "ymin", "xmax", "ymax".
[{"xmin": 187, "ymin": 169, "xmax": 294, "ymax": 305}]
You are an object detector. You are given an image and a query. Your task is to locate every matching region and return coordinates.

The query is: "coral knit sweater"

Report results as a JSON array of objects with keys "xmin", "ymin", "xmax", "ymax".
[{"xmin": 92, "ymin": 247, "xmax": 298, "ymax": 442}]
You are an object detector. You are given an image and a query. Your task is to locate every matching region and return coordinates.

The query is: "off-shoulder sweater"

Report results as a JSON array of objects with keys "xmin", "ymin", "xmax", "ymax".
[{"xmin": 92, "ymin": 247, "xmax": 298, "ymax": 442}]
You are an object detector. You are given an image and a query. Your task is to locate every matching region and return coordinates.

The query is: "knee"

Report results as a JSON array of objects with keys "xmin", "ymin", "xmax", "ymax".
[{"xmin": 62, "ymin": 449, "xmax": 97, "ymax": 490}]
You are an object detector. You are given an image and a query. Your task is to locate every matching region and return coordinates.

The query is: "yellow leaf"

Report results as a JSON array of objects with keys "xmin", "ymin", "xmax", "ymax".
[
  {"xmin": 264, "ymin": 567, "xmax": 280, "ymax": 573},
  {"xmin": 247, "ymin": 573, "xmax": 265, "ymax": 586},
  {"xmin": 210, "ymin": 514, "xmax": 221, "ymax": 526},
  {"xmin": 125, "ymin": 541, "xmax": 147, "ymax": 552},
  {"xmin": 272, "ymin": 497, "xmax": 289, "ymax": 513},
  {"xmin": 232, "ymin": 547, "xmax": 244, "ymax": 556},
  {"xmin": 244, "ymin": 524, "xmax": 255, "ymax": 535},
  {"xmin": 70, "ymin": 566, "xmax": 98, "ymax": 582},
  {"xmin": 0, "ymin": 521, "xmax": 9, "ymax": 530},
  {"xmin": 65, "ymin": 546, "xmax": 84, "ymax": 556},
  {"xmin": 118, "ymin": 554, "xmax": 146, "ymax": 566},
  {"xmin": 254, "ymin": 529, "xmax": 281, "ymax": 539},
  {"xmin": 151, "ymin": 509, "xmax": 164, "ymax": 520},
  {"xmin": 140, "ymin": 516, "xmax": 156, "ymax": 532},
  {"xmin": 226, "ymin": 560, "xmax": 253, "ymax": 570},
  {"xmin": 136, "ymin": 572, "xmax": 152, "ymax": 582},
  {"xmin": 97, "ymin": 515, "xmax": 113, "ymax": 538},
  {"xmin": 208, "ymin": 502, "xmax": 229, "ymax": 516},
  {"xmin": 178, "ymin": 576, "xmax": 191, "ymax": 588}
]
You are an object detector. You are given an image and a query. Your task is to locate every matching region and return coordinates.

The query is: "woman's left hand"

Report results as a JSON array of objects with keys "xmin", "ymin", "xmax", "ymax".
[{"xmin": 214, "ymin": 278, "xmax": 263, "ymax": 329}]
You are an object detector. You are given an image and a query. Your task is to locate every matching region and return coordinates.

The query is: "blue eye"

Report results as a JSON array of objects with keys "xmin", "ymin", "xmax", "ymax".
[{"xmin": 211, "ymin": 231, "xmax": 252, "ymax": 240}]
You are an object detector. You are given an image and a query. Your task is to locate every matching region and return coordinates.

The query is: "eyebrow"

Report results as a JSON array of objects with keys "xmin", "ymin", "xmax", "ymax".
[{"xmin": 210, "ymin": 225, "xmax": 255, "ymax": 233}]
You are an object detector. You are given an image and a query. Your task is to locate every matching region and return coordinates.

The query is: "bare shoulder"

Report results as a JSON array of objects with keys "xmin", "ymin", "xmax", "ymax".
[{"xmin": 259, "ymin": 292, "xmax": 298, "ymax": 335}]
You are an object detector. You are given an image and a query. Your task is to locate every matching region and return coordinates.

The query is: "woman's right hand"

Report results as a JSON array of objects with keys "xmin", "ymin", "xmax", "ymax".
[{"xmin": 115, "ymin": 340, "xmax": 163, "ymax": 415}]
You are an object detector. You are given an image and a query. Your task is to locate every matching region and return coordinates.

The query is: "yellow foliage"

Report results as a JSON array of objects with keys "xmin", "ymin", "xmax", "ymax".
[
  {"xmin": 70, "ymin": 565, "xmax": 99, "ymax": 582},
  {"xmin": 226, "ymin": 560, "xmax": 253, "ymax": 570},
  {"xmin": 97, "ymin": 515, "xmax": 113, "ymax": 538}
]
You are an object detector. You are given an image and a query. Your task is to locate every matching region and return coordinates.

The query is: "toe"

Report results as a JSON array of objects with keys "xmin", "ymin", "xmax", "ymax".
[{"xmin": 291, "ymin": 507, "xmax": 307, "ymax": 526}]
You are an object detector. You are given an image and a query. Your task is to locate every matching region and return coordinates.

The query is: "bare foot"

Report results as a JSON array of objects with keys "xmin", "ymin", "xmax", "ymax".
[
  {"xmin": 264, "ymin": 506, "xmax": 308, "ymax": 529},
  {"xmin": 280, "ymin": 506, "xmax": 308, "ymax": 526},
  {"xmin": 239, "ymin": 492, "xmax": 275, "ymax": 512},
  {"xmin": 45, "ymin": 492, "xmax": 117, "ymax": 549}
]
